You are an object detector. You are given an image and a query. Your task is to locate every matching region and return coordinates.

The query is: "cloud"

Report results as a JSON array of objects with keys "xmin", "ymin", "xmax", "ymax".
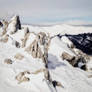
[{"xmin": 0, "ymin": 0, "xmax": 92, "ymax": 23}]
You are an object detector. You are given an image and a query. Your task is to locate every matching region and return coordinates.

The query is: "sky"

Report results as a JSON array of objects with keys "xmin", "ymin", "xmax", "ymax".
[{"xmin": 0, "ymin": 0, "xmax": 92, "ymax": 24}]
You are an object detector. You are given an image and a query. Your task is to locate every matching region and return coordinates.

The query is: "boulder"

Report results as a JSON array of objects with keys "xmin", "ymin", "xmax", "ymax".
[
  {"xmin": 61, "ymin": 36, "xmax": 74, "ymax": 48},
  {"xmin": 25, "ymin": 39, "xmax": 43, "ymax": 58},
  {"xmin": 21, "ymin": 27, "xmax": 30, "ymax": 48},
  {"xmin": 15, "ymin": 71, "xmax": 30, "ymax": 84},
  {"xmin": 37, "ymin": 32, "xmax": 46, "ymax": 45},
  {"xmin": 9, "ymin": 15, "xmax": 21, "ymax": 34},
  {"xmin": 4, "ymin": 58, "xmax": 13, "ymax": 64},
  {"xmin": 1, "ymin": 20, "xmax": 8, "ymax": 36},
  {"xmin": 0, "ymin": 34, "xmax": 9, "ymax": 43},
  {"xmin": 12, "ymin": 40, "xmax": 20, "ymax": 48},
  {"xmin": 61, "ymin": 52, "xmax": 75, "ymax": 62},
  {"xmin": 14, "ymin": 53, "xmax": 24, "ymax": 60},
  {"xmin": 61, "ymin": 52, "xmax": 87, "ymax": 70}
]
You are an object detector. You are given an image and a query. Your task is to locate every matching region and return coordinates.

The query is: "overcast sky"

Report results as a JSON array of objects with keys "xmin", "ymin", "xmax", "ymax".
[{"xmin": 0, "ymin": 0, "xmax": 92, "ymax": 24}]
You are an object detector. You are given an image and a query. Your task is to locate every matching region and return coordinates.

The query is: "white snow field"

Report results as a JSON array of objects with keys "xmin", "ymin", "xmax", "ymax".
[{"xmin": 0, "ymin": 18, "xmax": 92, "ymax": 92}]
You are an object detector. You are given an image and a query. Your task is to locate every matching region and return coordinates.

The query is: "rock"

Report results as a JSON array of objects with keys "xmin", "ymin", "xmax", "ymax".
[
  {"xmin": 52, "ymin": 80, "xmax": 63, "ymax": 88},
  {"xmin": 37, "ymin": 32, "xmax": 51, "ymax": 67},
  {"xmin": 25, "ymin": 39, "xmax": 43, "ymax": 58},
  {"xmin": 12, "ymin": 40, "xmax": 20, "ymax": 48},
  {"xmin": 14, "ymin": 53, "xmax": 24, "ymax": 60},
  {"xmin": 9, "ymin": 15, "xmax": 21, "ymax": 34},
  {"xmin": 15, "ymin": 41, "xmax": 20, "ymax": 48},
  {"xmin": 0, "ymin": 34, "xmax": 9, "ymax": 43},
  {"xmin": 4, "ymin": 58, "xmax": 13, "ymax": 64},
  {"xmin": 37, "ymin": 32, "xmax": 46, "ymax": 45},
  {"xmin": 61, "ymin": 52, "xmax": 87, "ymax": 70},
  {"xmin": 15, "ymin": 71, "xmax": 30, "ymax": 84},
  {"xmin": 31, "ymin": 68, "xmax": 46, "ymax": 74},
  {"xmin": 44, "ymin": 68, "xmax": 52, "ymax": 82},
  {"xmin": 65, "ymin": 33, "xmax": 92, "ymax": 55},
  {"xmin": 42, "ymin": 54, "xmax": 48, "ymax": 68},
  {"xmin": 16, "ymin": 16, "xmax": 21, "ymax": 30},
  {"xmin": 61, "ymin": 36, "xmax": 74, "ymax": 48},
  {"xmin": 37, "ymin": 32, "xmax": 51, "ymax": 48},
  {"xmin": 25, "ymin": 32, "xmax": 51, "ymax": 68},
  {"xmin": 24, "ymin": 27, "xmax": 29, "ymax": 35},
  {"xmin": 61, "ymin": 52, "xmax": 75, "ymax": 62},
  {"xmin": 72, "ymin": 48, "xmax": 90, "ymax": 62},
  {"xmin": 1, "ymin": 20, "xmax": 8, "ymax": 36},
  {"xmin": 21, "ymin": 27, "xmax": 30, "ymax": 48},
  {"xmin": 74, "ymin": 56, "xmax": 86, "ymax": 67},
  {"xmin": 88, "ymin": 75, "xmax": 92, "ymax": 78},
  {"xmin": 0, "ymin": 21, "xmax": 3, "ymax": 27}
]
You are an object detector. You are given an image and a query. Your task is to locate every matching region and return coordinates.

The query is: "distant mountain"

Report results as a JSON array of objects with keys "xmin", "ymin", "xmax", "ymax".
[{"xmin": 65, "ymin": 33, "xmax": 92, "ymax": 55}]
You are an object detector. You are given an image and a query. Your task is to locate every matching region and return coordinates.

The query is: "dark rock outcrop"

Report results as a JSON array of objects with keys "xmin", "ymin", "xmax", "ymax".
[
  {"xmin": 61, "ymin": 52, "xmax": 87, "ymax": 71},
  {"xmin": 0, "ymin": 21, "xmax": 3, "ymax": 27},
  {"xmin": 10, "ymin": 15, "xmax": 21, "ymax": 34},
  {"xmin": 16, "ymin": 16, "xmax": 21, "ymax": 30},
  {"xmin": 59, "ymin": 33, "xmax": 92, "ymax": 55}
]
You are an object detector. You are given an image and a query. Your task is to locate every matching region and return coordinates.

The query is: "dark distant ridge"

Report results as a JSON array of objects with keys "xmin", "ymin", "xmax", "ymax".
[
  {"xmin": 57, "ymin": 33, "xmax": 92, "ymax": 55},
  {"xmin": 65, "ymin": 33, "xmax": 92, "ymax": 55},
  {"xmin": 71, "ymin": 24, "xmax": 92, "ymax": 27}
]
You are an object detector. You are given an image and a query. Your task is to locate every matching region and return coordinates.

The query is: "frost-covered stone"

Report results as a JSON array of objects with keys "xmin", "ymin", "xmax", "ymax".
[
  {"xmin": 61, "ymin": 52, "xmax": 75, "ymax": 62},
  {"xmin": 37, "ymin": 32, "xmax": 47, "ymax": 45},
  {"xmin": 14, "ymin": 53, "xmax": 24, "ymax": 60},
  {"xmin": 61, "ymin": 36, "xmax": 74, "ymax": 48},
  {"xmin": 21, "ymin": 27, "xmax": 30, "ymax": 48},
  {"xmin": 9, "ymin": 15, "xmax": 21, "ymax": 34},
  {"xmin": 12, "ymin": 40, "xmax": 20, "ymax": 48},
  {"xmin": 4, "ymin": 58, "xmax": 13, "ymax": 64},
  {"xmin": 61, "ymin": 52, "xmax": 87, "ymax": 70},
  {"xmin": 1, "ymin": 20, "xmax": 9, "ymax": 36},
  {"xmin": 0, "ymin": 34, "xmax": 9, "ymax": 43},
  {"xmin": 72, "ymin": 48, "xmax": 90, "ymax": 62},
  {"xmin": 15, "ymin": 71, "xmax": 30, "ymax": 84},
  {"xmin": 25, "ymin": 39, "xmax": 42, "ymax": 58}
]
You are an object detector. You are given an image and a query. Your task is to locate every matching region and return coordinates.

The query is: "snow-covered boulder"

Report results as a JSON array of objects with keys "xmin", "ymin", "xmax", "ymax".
[
  {"xmin": 61, "ymin": 51, "xmax": 87, "ymax": 70},
  {"xmin": 8, "ymin": 15, "xmax": 21, "ymax": 34},
  {"xmin": 61, "ymin": 36, "xmax": 74, "ymax": 48},
  {"xmin": 21, "ymin": 27, "xmax": 30, "ymax": 48},
  {"xmin": 0, "ymin": 20, "xmax": 9, "ymax": 36},
  {"xmin": 25, "ymin": 39, "xmax": 43, "ymax": 58},
  {"xmin": 0, "ymin": 34, "xmax": 9, "ymax": 43}
]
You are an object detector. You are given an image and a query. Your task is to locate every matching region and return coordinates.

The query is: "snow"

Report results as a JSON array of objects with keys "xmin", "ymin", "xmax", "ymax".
[
  {"xmin": 0, "ymin": 22, "xmax": 92, "ymax": 92},
  {"xmin": 25, "ymin": 24, "xmax": 92, "ymax": 37}
]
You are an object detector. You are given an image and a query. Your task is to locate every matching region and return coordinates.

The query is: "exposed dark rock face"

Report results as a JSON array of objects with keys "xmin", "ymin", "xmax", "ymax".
[
  {"xmin": 0, "ymin": 21, "xmax": 3, "ymax": 27},
  {"xmin": 4, "ymin": 58, "xmax": 13, "ymax": 64},
  {"xmin": 10, "ymin": 15, "xmax": 21, "ymax": 34},
  {"xmin": 16, "ymin": 16, "xmax": 21, "ymax": 30},
  {"xmin": 73, "ymin": 57, "xmax": 87, "ymax": 70},
  {"xmin": 59, "ymin": 33, "xmax": 92, "ymax": 55}
]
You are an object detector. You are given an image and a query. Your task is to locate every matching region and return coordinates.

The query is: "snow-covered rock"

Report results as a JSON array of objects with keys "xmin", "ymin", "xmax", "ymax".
[{"xmin": 8, "ymin": 15, "xmax": 21, "ymax": 34}]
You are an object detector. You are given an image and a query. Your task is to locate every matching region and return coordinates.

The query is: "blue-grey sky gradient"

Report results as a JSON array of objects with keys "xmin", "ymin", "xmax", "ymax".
[{"xmin": 0, "ymin": 0, "xmax": 92, "ymax": 24}]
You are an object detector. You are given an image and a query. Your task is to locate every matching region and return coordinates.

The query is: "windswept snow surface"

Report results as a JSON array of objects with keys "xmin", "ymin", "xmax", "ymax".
[{"xmin": 0, "ymin": 24, "xmax": 92, "ymax": 92}]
